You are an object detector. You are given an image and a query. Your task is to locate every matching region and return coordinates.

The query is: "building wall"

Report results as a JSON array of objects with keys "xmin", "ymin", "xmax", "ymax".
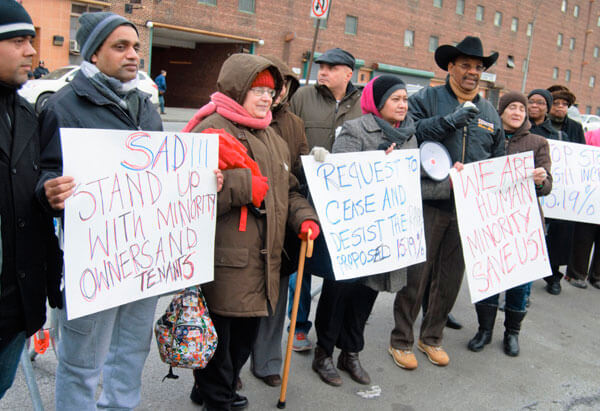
[{"xmin": 19, "ymin": 0, "xmax": 600, "ymax": 112}]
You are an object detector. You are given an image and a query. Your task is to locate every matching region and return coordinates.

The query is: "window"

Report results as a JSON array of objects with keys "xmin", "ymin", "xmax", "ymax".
[
  {"xmin": 553, "ymin": 67, "xmax": 559, "ymax": 79},
  {"xmin": 404, "ymin": 30, "xmax": 414, "ymax": 47},
  {"xmin": 590, "ymin": 76, "xmax": 595, "ymax": 87},
  {"xmin": 586, "ymin": 105, "xmax": 592, "ymax": 114},
  {"xmin": 557, "ymin": 33, "xmax": 563, "ymax": 48},
  {"xmin": 494, "ymin": 11, "xmax": 502, "ymax": 26},
  {"xmin": 561, "ymin": 0, "xmax": 568, "ymax": 12},
  {"xmin": 198, "ymin": 0, "xmax": 216, "ymax": 4},
  {"xmin": 565, "ymin": 69, "xmax": 571, "ymax": 82},
  {"xmin": 433, "ymin": 0, "xmax": 443, "ymax": 7},
  {"xmin": 345, "ymin": 15, "xmax": 358, "ymax": 35},
  {"xmin": 507, "ymin": 55, "xmax": 515, "ymax": 68},
  {"xmin": 456, "ymin": 0, "xmax": 465, "ymax": 15},
  {"xmin": 238, "ymin": 0, "xmax": 255, "ymax": 13},
  {"xmin": 569, "ymin": 38, "xmax": 576, "ymax": 50},
  {"xmin": 596, "ymin": 107, "xmax": 600, "ymax": 116},
  {"xmin": 70, "ymin": 2, "xmax": 105, "ymax": 63},
  {"xmin": 594, "ymin": 46, "xmax": 599, "ymax": 58},
  {"xmin": 429, "ymin": 36, "xmax": 439, "ymax": 52},
  {"xmin": 511, "ymin": 17, "xmax": 518, "ymax": 32},
  {"xmin": 476, "ymin": 5, "xmax": 484, "ymax": 21},
  {"xmin": 574, "ymin": 5, "xmax": 580, "ymax": 17},
  {"xmin": 598, "ymin": 16, "xmax": 600, "ymax": 26}
]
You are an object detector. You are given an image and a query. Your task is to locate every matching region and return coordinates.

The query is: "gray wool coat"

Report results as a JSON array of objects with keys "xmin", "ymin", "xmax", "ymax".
[{"xmin": 332, "ymin": 113, "xmax": 418, "ymax": 292}]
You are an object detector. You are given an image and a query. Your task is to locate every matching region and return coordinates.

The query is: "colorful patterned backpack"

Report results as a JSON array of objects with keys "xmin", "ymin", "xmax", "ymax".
[{"xmin": 155, "ymin": 286, "xmax": 218, "ymax": 379}]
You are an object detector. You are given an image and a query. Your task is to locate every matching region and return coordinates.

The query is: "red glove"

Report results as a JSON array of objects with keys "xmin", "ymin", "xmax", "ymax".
[
  {"xmin": 299, "ymin": 220, "xmax": 320, "ymax": 241},
  {"xmin": 252, "ymin": 175, "xmax": 269, "ymax": 207}
]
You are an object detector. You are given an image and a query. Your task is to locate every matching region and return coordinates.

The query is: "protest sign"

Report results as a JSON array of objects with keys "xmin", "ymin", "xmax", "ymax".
[
  {"xmin": 450, "ymin": 152, "xmax": 551, "ymax": 303},
  {"xmin": 61, "ymin": 128, "xmax": 218, "ymax": 319},
  {"xmin": 540, "ymin": 139, "xmax": 600, "ymax": 224},
  {"xmin": 302, "ymin": 149, "xmax": 425, "ymax": 281}
]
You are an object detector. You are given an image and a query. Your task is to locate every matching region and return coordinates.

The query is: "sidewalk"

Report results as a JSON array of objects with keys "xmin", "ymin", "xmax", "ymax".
[{"xmin": 159, "ymin": 107, "xmax": 197, "ymax": 123}]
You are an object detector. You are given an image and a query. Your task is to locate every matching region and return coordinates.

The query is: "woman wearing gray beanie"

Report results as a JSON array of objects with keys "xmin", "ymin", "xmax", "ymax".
[{"xmin": 467, "ymin": 91, "xmax": 552, "ymax": 357}]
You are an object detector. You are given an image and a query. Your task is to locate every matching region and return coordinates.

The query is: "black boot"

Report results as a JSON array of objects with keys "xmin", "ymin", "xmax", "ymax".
[
  {"xmin": 468, "ymin": 304, "xmax": 498, "ymax": 352},
  {"xmin": 503, "ymin": 309, "xmax": 526, "ymax": 357}
]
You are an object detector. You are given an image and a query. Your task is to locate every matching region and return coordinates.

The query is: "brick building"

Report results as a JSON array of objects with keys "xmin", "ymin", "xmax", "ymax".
[{"xmin": 20, "ymin": 0, "xmax": 600, "ymax": 112}]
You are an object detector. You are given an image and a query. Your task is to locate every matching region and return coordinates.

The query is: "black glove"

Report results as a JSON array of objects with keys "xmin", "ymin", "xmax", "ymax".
[
  {"xmin": 444, "ymin": 103, "xmax": 479, "ymax": 129},
  {"xmin": 47, "ymin": 282, "xmax": 63, "ymax": 309},
  {"xmin": 46, "ymin": 225, "xmax": 64, "ymax": 309}
]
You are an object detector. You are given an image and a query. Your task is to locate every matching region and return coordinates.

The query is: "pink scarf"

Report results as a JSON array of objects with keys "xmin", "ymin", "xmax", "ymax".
[
  {"xmin": 360, "ymin": 77, "xmax": 382, "ymax": 118},
  {"xmin": 183, "ymin": 92, "xmax": 272, "ymax": 132}
]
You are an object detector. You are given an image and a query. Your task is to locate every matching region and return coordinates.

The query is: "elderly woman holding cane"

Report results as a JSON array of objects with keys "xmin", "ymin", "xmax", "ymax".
[
  {"xmin": 467, "ymin": 91, "xmax": 552, "ymax": 357},
  {"xmin": 183, "ymin": 54, "xmax": 319, "ymax": 410}
]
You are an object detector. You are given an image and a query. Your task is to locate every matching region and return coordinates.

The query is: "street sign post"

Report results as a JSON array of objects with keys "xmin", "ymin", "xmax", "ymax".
[{"xmin": 310, "ymin": 0, "xmax": 330, "ymax": 19}]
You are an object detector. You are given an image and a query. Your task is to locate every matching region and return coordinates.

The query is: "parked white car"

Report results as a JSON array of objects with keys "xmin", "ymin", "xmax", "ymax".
[
  {"xmin": 19, "ymin": 65, "xmax": 159, "ymax": 113},
  {"xmin": 580, "ymin": 114, "xmax": 600, "ymax": 132}
]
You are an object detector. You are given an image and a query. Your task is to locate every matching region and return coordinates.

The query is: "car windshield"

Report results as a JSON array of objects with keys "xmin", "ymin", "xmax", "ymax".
[{"xmin": 44, "ymin": 67, "xmax": 75, "ymax": 80}]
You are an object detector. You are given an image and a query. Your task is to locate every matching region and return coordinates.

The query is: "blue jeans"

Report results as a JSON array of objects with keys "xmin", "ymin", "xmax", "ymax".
[
  {"xmin": 481, "ymin": 283, "xmax": 529, "ymax": 312},
  {"xmin": 288, "ymin": 272, "xmax": 312, "ymax": 334},
  {"xmin": 0, "ymin": 331, "xmax": 26, "ymax": 399},
  {"xmin": 158, "ymin": 95, "xmax": 165, "ymax": 113},
  {"xmin": 55, "ymin": 296, "xmax": 158, "ymax": 410}
]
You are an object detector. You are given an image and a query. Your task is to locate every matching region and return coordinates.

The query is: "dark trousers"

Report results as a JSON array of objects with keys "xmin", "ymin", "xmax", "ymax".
[
  {"xmin": 480, "ymin": 283, "xmax": 529, "ymax": 312},
  {"xmin": 567, "ymin": 222, "xmax": 600, "ymax": 283},
  {"xmin": 193, "ymin": 314, "xmax": 259, "ymax": 410},
  {"xmin": 314, "ymin": 280, "xmax": 378, "ymax": 357},
  {"xmin": 391, "ymin": 204, "xmax": 464, "ymax": 349}
]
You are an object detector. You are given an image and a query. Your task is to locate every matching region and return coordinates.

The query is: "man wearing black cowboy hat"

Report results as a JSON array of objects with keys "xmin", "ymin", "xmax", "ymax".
[{"xmin": 388, "ymin": 36, "xmax": 505, "ymax": 370}]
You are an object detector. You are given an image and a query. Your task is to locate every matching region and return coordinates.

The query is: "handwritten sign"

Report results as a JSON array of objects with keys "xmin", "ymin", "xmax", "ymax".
[
  {"xmin": 302, "ymin": 149, "xmax": 426, "ymax": 281},
  {"xmin": 450, "ymin": 152, "xmax": 551, "ymax": 303},
  {"xmin": 540, "ymin": 139, "xmax": 600, "ymax": 224},
  {"xmin": 61, "ymin": 128, "xmax": 218, "ymax": 319}
]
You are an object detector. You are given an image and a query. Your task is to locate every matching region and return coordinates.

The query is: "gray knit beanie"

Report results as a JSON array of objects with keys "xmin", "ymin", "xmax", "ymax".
[
  {"xmin": 0, "ymin": 0, "xmax": 36, "ymax": 41},
  {"xmin": 76, "ymin": 12, "xmax": 137, "ymax": 62}
]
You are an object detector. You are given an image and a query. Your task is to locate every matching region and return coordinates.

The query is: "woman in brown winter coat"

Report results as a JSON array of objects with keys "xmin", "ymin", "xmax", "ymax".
[
  {"xmin": 184, "ymin": 53, "xmax": 319, "ymax": 411},
  {"xmin": 468, "ymin": 91, "xmax": 552, "ymax": 358}
]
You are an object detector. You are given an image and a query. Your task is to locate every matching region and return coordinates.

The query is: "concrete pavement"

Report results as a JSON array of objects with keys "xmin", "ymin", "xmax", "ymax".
[{"xmin": 2, "ymin": 274, "xmax": 600, "ymax": 410}]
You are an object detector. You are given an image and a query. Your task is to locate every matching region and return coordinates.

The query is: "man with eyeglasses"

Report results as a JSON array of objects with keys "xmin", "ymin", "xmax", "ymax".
[{"xmin": 388, "ymin": 36, "xmax": 504, "ymax": 370}]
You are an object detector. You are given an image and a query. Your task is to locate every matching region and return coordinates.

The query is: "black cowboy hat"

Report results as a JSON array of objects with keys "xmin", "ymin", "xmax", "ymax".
[{"xmin": 434, "ymin": 36, "xmax": 499, "ymax": 71}]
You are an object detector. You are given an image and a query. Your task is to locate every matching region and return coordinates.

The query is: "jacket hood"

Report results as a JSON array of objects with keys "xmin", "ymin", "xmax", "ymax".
[
  {"xmin": 261, "ymin": 54, "xmax": 299, "ymax": 108},
  {"xmin": 217, "ymin": 53, "xmax": 283, "ymax": 105}
]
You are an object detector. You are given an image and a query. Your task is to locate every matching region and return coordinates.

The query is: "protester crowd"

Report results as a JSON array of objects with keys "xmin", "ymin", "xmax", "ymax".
[{"xmin": 1, "ymin": 3, "xmax": 598, "ymax": 411}]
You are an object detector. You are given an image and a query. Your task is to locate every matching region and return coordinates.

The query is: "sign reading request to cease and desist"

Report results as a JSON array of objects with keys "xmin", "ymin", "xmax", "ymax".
[
  {"xmin": 302, "ymin": 149, "xmax": 426, "ymax": 281},
  {"xmin": 61, "ymin": 128, "xmax": 218, "ymax": 320},
  {"xmin": 450, "ymin": 152, "xmax": 552, "ymax": 303}
]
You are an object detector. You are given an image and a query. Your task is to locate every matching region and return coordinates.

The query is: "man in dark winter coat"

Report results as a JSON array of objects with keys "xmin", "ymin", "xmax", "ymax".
[
  {"xmin": 33, "ymin": 60, "xmax": 49, "ymax": 79},
  {"xmin": 389, "ymin": 36, "xmax": 505, "ymax": 371},
  {"xmin": 0, "ymin": 1, "xmax": 62, "ymax": 399},
  {"xmin": 36, "ymin": 12, "xmax": 163, "ymax": 410},
  {"xmin": 540, "ymin": 85, "xmax": 586, "ymax": 294}
]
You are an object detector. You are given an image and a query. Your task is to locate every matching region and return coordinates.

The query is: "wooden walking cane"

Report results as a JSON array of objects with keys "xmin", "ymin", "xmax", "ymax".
[{"xmin": 277, "ymin": 228, "xmax": 314, "ymax": 409}]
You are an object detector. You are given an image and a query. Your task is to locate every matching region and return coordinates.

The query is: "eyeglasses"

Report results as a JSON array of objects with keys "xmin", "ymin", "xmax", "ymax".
[
  {"xmin": 553, "ymin": 100, "xmax": 569, "ymax": 107},
  {"xmin": 457, "ymin": 63, "xmax": 485, "ymax": 72},
  {"xmin": 249, "ymin": 87, "xmax": 276, "ymax": 98},
  {"xmin": 528, "ymin": 99, "xmax": 547, "ymax": 106}
]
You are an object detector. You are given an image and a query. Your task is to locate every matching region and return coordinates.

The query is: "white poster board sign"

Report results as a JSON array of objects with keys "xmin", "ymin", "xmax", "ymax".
[
  {"xmin": 540, "ymin": 139, "xmax": 600, "ymax": 224},
  {"xmin": 450, "ymin": 152, "xmax": 552, "ymax": 303},
  {"xmin": 61, "ymin": 128, "xmax": 218, "ymax": 319},
  {"xmin": 302, "ymin": 149, "xmax": 426, "ymax": 281}
]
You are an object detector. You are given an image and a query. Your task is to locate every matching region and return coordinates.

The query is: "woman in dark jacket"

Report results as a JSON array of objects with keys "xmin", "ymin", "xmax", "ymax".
[
  {"xmin": 468, "ymin": 91, "xmax": 552, "ymax": 357},
  {"xmin": 183, "ymin": 54, "xmax": 319, "ymax": 410},
  {"xmin": 311, "ymin": 75, "xmax": 418, "ymax": 386}
]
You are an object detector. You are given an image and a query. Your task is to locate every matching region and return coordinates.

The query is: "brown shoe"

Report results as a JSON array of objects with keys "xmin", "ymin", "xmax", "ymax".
[
  {"xmin": 337, "ymin": 351, "xmax": 371, "ymax": 385},
  {"xmin": 388, "ymin": 346, "xmax": 418, "ymax": 370},
  {"xmin": 312, "ymin": 346, "xmax": 342, "ymax": 386},
  {"xmin": 417, "ymin": 340, "xmax": 449, "ymax": 366},
  {"xmin": 260, "ymin": 374, "xmax": 282, "ymax": 387}
]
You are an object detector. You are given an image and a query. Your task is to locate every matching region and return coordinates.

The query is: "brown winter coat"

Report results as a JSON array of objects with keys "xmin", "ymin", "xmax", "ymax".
[
  {"xmin": 504, "ymin": 118, "xmax": 553, "ymax": 226},
  {"xmin": 191, "ymin": 54, "xmax": 318, "ymax": 316},
  {"xmin": 290, "ymin": 82, "xmax": 362, "ymax": 150}
]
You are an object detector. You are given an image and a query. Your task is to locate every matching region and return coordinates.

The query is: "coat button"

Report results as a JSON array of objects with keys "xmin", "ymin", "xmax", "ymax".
[
  {"xmin": 19, "ymin": 271, "xmax": 26, "ymax": 279},
  {"xmin": 11, "ymin": 168, "xmax": 17, "ymax": 174},
  {"xmin": 17, "ymin": 219, "xmax": 25, "ymax": 228},
  {"xmin": 33, "ymin": 163, "xmax": 39, "ymax": 171}
]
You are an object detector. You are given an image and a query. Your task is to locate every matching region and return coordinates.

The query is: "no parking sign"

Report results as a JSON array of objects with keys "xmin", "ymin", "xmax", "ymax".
[{"xmin": 311, "ymin": 0, "xmax": 330, "ymax": 19}]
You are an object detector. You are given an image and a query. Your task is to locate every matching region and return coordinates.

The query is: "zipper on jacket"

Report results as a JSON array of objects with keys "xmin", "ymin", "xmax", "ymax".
[{"xmin": 461, "ymin": 125, "xmax": 467, "ymax": 162}]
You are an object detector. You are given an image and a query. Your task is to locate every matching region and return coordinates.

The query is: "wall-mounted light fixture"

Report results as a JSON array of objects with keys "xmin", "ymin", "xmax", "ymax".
[{"xmin": 52, "ymin": 35, "xmax": 64, "ymax": 46}]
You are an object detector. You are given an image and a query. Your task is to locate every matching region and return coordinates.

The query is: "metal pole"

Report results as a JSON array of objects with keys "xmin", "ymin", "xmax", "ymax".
[
  {"xmin": 20, "ymin": 345, "xmax": 44, "ymax": 411},
  {"xmin": 147, "ymin": 23, "xmax": 154, "ymax": 75},
  {"xmin": 304, "ymin": 19, "xmax": 321, "ymax": 84},
  {"xmin": 521, "ymin": 3, "xmax": 540, "ymax": 92}
]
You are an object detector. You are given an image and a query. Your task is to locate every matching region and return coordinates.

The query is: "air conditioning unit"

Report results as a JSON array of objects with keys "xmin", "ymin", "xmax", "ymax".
[{"xmin": 69, "ymin": 39, "xmax": 80, "ymax": 54}]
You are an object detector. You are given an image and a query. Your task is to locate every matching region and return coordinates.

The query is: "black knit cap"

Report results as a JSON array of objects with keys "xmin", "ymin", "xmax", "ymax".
[
  {"xmin": 373, "ymin": 75, "xmax": 406, "ymax": 111},
  {"xmin": 0, "ymin": 0, "xmax": 36, "ymax": 41},
  {"xmin": 498, "ymin": 91, "xmax": 528, "ymax": 116},
  {"xmin": 527, "ymin": 89, "xmax": 553, "ymax": 112},
  {"xmin": 76, "ymin": 12, "xmax": 137, "ymax": 62}
]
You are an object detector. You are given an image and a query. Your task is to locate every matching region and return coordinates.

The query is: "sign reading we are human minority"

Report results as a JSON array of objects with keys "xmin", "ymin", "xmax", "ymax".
[
  {"xmin": 61, "ymin": 129, "xmax": 218, "ymax": 320},
  {"xmin": 450, "ymin": 152, "xmax": 551, "ymax": 303},
  {"xmin": 302, "ymin": 149, "xmax": 426, "ymax": 281},
  {"xmin": 540, "ymin": 140, "xmax": 600, "ymax": 224}
]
